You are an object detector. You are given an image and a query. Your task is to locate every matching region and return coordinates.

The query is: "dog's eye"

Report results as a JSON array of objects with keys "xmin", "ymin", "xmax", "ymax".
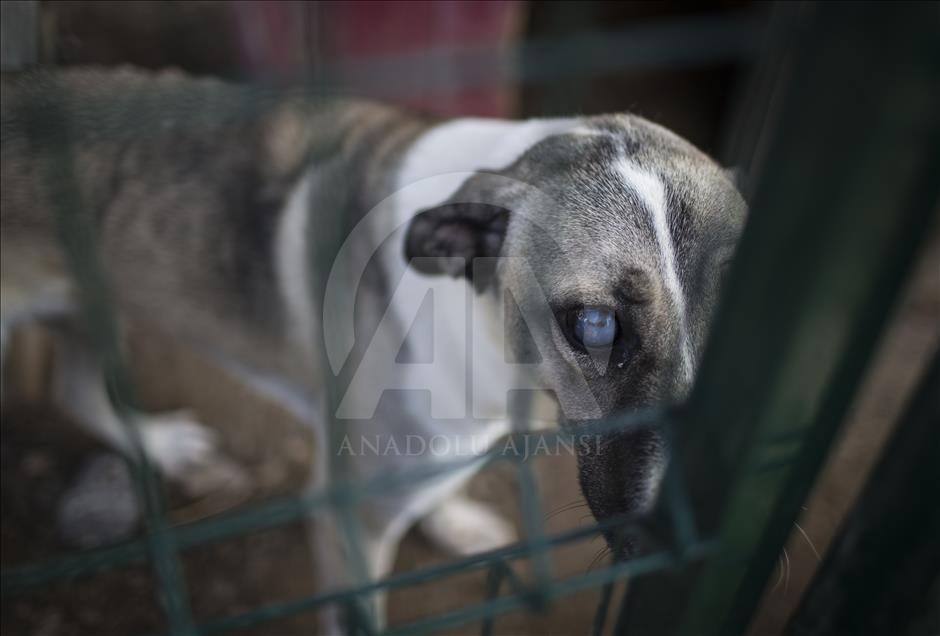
[{"xmin": 570, "ymin": 306, "xmax": 618, "ymax": 349}]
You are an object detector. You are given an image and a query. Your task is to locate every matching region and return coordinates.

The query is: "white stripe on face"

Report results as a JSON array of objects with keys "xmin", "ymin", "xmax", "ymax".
[{"xmin": 616, "ymin": 159, "xmax": 694, "ymax": 386}]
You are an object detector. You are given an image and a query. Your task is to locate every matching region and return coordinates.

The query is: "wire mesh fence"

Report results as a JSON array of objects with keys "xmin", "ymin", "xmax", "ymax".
[{"xmin": 1, "ymin": 2, "xmax": 938, "ymax": 635}]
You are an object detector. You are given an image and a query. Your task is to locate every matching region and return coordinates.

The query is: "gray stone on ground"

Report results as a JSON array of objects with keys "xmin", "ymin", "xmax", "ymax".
[{"xmin": 56, "ymin": 453, "xmax": 141, "ymax": 549}]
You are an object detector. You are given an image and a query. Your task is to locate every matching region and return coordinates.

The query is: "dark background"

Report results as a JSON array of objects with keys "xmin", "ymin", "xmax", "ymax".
[{"xmin": 38, "ymin": 0, "xmax": 756, "ymax": 155}]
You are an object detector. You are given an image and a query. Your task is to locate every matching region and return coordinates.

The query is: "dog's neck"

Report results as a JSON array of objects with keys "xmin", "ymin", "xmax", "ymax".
[
  {"xmin": 373, "ymin": 117, "xmax": 585, "ymax": 423},
  {"xmin": 270, "ymin": 115, "xmax": 586, "ymax": 424}
]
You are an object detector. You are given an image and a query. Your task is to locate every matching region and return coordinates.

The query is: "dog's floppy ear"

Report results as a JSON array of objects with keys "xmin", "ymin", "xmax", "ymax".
[
  {"xmin": 404, "ymin": 177, "xmax": 511, "ymax": 292},
  {"xmin": 404, "ymin": 202, "xmax": 509, "ymax": 291}
]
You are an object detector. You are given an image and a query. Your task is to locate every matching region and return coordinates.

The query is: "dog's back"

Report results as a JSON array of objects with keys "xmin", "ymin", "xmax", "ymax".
[{"xmin": 1, "ymin": 68, "xmax": 425, "ymax": 377}]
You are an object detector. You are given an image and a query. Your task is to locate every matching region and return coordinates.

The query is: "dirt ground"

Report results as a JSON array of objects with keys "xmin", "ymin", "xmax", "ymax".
[
  {"xmin": 0, "ymin": 331, "xmax": 605, "ymax": 636},
  {"xmin": 0, "ymin": 416, "xmax": 602, "ymax": 636},
  {"xmin": 2, "ymin": 226, "xmax": 937, "ymax": 636}
]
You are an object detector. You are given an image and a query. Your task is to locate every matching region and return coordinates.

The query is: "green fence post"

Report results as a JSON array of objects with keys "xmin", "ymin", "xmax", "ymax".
[
  {"xmin": 617, "ymin": 3, "xmax": 940, "ymax": 634},
  {"xmin": 786, "ymin": 351, "xmax": 940, "ymax": 636}
]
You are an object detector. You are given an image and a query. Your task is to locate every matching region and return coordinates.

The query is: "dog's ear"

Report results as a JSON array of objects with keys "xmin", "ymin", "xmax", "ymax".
[{"xmin": 404, "ymin": 201, "xmax": 509, "ymax": 292}]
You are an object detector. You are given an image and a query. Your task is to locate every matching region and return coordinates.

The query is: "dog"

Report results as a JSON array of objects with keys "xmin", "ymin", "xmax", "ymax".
[{"xmin": 1, "ymin": 68, "xmax": 747, "ymax": 630}]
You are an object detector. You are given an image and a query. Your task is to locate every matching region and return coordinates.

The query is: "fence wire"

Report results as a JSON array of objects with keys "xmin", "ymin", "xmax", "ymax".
[{"xmin": 1, "ymin": 4, "xmax": 938, "ymax": 636}]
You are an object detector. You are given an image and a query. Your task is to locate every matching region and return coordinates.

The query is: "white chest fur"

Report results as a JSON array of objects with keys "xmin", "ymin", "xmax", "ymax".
[
  {"xmin": 378, "ymin": 117, "xmax": 581, "ymax": 422},
  {"xmin": 275, "ymin": 117, "xmax": 581, "ymax": 428}
]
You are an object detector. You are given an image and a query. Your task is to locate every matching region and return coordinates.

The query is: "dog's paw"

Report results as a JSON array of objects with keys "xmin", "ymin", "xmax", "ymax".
[
  {"xmin": 139, "ymin": 410, "xmax": 216, "ymax": 474},
  {"xmin": 420, "ymin": 497, "xmax": 517, "ymax": 557},
  {"xmin": 138, "ymin": 411, "xmax": 249, "ymax": 498}
]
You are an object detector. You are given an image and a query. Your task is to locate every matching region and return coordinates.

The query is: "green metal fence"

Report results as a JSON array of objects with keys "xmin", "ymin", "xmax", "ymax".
[{"xmin": 2, "ymin": 2, "xmax": 938, "ymax": 635}]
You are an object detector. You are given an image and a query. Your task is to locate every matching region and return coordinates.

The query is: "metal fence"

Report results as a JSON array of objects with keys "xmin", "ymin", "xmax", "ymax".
[{"xmin": 2, "ymin": 2, "xmax": 938, "ymax": 635}]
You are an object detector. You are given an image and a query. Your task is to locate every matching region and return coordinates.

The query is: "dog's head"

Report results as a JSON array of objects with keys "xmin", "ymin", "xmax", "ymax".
[{"xmin": 404, "ymin": 114, "xmax": 747, "ymax": 554}]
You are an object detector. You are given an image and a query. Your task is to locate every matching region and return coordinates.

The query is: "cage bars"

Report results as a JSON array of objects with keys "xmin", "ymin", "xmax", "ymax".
[{"xmin": 2, "ymin": 4, "xmax": 937, "ymax": 636}]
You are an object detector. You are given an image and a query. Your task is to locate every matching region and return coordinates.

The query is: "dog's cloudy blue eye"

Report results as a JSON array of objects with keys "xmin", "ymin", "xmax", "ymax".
[{"xmin": 572, "ymin": 307, "xmax": 618, "ymax": 349}]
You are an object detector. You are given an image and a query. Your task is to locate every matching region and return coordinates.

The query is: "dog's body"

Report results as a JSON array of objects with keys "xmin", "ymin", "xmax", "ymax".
[{"xmin": 1, "ymin": 68, "xmax": 746, "ymax": 630}]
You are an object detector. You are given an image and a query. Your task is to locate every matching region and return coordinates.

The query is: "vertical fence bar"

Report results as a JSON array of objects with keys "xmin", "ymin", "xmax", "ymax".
[
  {"xmin": 479, "ymin": 563, "xmax": 507, "ymax": 636},
  {"xmin": 618, "ymin": 2, "xmax": 940, "ymax": 634},
  {"xmin": 508, "ymin": 394, "xmax": 552, "ymax": 606},
  {"xmin": 590, "ymin": 581, "xmax": 615, "ymax": 636},
  {"xmin": 307, "ymin": 130, "xmax": 377, "ymax": 631},
  {"xmin": 23, "ymin": 88, "xmax": 196, "ymax": 635}
]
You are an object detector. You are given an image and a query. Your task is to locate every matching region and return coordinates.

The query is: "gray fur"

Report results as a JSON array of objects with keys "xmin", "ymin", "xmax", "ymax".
[
  {"xmin": 1, "ymin": 68, "xmax": 747, "ymax": 624},
  {"xmin": 1, "ymin": 68, "xmax": 427, "ymax": 379},
  {"xmin": 405, "ymin": 118, "xmax": 747, "ymax": 549}
]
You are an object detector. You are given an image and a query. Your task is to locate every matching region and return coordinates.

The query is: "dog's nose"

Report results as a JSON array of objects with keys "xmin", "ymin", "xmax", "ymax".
[{"xmin": 576, "ymin": 427, "xmax": 667, "ymax": 556}]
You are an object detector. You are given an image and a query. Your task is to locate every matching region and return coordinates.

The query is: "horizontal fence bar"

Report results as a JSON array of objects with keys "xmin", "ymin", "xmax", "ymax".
[
  {"xmin": 1, "ymin": 412, "xmax": 668, "ymax": 593},
  {"xmin": 298, "ymin": 11, "xmax": 764, "ymax": 100},
  {"xmin": 192, "ymin": 538, "xmax": 716, "ymax": 636},
  {"xmin": 6, "ymin": 11, "xmax": 764, "ymax": 148},
  {"xmin": 382, "ymin": 542, "xmax": 715, "ymax": 636}
]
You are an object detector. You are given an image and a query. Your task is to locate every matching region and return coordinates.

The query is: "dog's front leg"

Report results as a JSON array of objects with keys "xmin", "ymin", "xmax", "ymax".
[
  {"xmin": 48, "ymin": 328, "xmax": 246, "ymax": 497},
  {"xmin": 306, "ymin": 436, "xmax": 403, "ymax": 634}
]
